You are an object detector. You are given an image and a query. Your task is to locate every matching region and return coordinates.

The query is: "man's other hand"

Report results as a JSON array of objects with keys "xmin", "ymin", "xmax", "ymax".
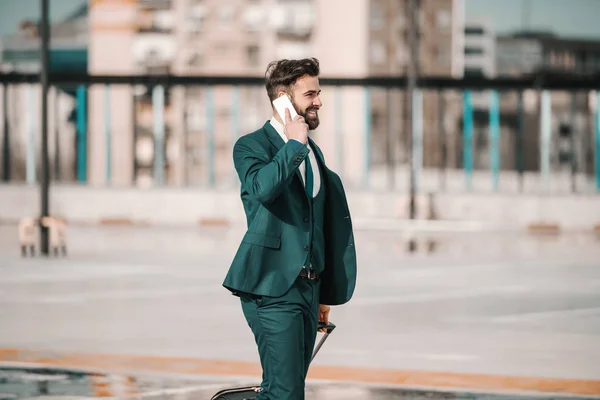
[{"xmin": 318, "ymin": 304, "xmax": 330, "ymax": 333}]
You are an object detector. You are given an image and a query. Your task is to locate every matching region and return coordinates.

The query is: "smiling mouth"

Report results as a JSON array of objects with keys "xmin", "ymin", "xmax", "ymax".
[{"xmin": 307, "ymin": 110, "xmax": 318, "ymax": 117}]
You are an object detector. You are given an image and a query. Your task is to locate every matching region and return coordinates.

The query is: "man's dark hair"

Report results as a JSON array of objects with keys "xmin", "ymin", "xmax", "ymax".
[{"xmin": 265, "ymin": 58, "xmax": 320, "ymax": 102}]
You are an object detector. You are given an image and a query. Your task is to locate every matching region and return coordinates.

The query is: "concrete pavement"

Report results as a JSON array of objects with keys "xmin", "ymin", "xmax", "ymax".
[{"xmin": 0, "ymin": 225, "xmax": 599, "ymax": 398}]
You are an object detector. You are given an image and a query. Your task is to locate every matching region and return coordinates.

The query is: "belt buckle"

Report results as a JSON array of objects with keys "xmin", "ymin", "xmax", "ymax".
[{"xmin": 300, "ymin": 265, "xmax": 317, "ymax": 280}]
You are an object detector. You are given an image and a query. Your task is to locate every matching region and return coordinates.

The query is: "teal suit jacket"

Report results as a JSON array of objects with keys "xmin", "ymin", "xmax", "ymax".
[{"xmin": 223, "ymin": 121, "xmax": 357, "ymax": 305}]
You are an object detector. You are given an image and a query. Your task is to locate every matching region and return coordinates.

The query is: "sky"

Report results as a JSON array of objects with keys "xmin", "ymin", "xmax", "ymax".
[
  {"xmin": 0, "ymin": 0, "xmax": 87, "ymax": 36},
  {"xmin": 465, "ymin": 0, "xmax": 600, "ymax": 38},
  {"xmin": 0, "ymin": 0, "xmax": 600, "ymax": 39}
]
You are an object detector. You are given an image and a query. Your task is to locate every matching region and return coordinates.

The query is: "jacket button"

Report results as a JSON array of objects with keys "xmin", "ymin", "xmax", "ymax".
[
  {"xmin": 304, "ymin": 245, "xmax": 309, "ymax": 251},
  {"xmin": 304, "ymin": 217, "xmax": 309, "ymax": 222}
]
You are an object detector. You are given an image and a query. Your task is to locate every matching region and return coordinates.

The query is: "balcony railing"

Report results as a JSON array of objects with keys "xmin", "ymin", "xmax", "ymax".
[{"xmin": 1, "ymin": 71, "xmax": 599, "ymax": 193}]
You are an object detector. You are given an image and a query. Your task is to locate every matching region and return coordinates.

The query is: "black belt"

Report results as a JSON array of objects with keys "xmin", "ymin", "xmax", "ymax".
[{"xmin": 299, "ymin": 267, "xmax": 319, "ymax": 280}]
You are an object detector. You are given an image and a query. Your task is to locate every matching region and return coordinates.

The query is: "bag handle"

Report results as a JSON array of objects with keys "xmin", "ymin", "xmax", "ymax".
[{"xmin": 311, "ymin": 322, "xmax": 336, "ymax": 363}]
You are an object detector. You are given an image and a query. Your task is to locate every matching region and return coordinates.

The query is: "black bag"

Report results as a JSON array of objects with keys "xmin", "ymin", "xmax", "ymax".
[{"xmin": 210, "ymin": 322, "xmax": 336, "ymax": 400}]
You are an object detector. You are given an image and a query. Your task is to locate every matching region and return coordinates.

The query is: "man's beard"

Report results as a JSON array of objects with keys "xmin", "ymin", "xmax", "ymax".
[{"xmin": 291, "ymin": 97, "xmax": 320, "ymax": 130}]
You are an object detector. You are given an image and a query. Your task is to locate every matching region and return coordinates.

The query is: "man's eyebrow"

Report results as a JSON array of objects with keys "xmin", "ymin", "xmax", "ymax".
[{"xmin": 304, "ymin": 89, "xmax": 322, "ymax": 95}]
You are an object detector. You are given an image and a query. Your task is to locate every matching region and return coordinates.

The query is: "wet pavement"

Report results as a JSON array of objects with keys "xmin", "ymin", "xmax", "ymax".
[
  {"xmin": 1, "ymin": 225, "xmax": 600, "ymax": 399},
  {"xmin": 1, "ymin": 366, "xmax": 599, "ymax": 400}
]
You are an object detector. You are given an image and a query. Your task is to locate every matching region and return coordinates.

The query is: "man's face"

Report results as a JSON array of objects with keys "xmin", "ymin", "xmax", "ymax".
[{"xmin": 287, "ymin": 75, "xmax": 322, "ymax": 130}]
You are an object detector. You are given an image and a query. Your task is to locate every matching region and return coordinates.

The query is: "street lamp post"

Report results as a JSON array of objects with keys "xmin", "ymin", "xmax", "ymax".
[
  {"xmin": 407, "ymin": 0, "xmax": 419, "ymax": 219},
  {"xmin": 40, "ymin": 0, "xmax": 50, "ymax": 256}
]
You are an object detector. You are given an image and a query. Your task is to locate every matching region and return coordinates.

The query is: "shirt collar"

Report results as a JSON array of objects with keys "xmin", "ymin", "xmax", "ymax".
[{"xmin": 269, "ymin": 117, "xmax": 288, "ymax": 143}]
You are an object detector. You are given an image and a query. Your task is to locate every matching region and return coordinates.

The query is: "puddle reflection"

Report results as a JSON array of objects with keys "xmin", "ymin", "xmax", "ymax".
[{"xmin": 2, "ymin": 367, "xmax": 597, "ymax": 400}]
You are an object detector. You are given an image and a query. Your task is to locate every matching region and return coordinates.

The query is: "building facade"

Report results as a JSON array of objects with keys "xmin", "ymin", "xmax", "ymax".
[
  {"xmin": 0, "ymin": 4, "xmax": 87, "ymax": 183},
  {"xmin": 495, "ymin": 32, "xmax": 600, "ymax": 175},
  {"xmin": 86, "ymin": 0, "xmax": 466, "ymax": 189},
  {"xmin": 1, "ymin": 0, "xmax": 465, "ymax": 189},
  {"xmin": 463, "ymin": 18, "xmax": 496, "ymax": 78},
  {"xmin": 364, "ymin": 0, "xmax": 465, "ymax": 188}
]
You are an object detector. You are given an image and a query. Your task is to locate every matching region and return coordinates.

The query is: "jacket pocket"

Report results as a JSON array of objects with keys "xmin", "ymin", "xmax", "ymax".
[{"xmin": 242, "ymin": 232, "xmax": 281, "ymax": 249}]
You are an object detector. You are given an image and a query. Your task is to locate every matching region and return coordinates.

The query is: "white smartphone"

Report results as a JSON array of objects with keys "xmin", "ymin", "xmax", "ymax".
[{"xmin": 272, "ymin": 94, "xmax": 298, "ymax": 125}]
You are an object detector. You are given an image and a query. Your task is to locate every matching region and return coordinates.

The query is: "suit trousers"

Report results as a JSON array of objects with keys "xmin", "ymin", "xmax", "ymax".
[{"xmin": 240, "ymin": 274, "xmax": 321, "ymax": 400}]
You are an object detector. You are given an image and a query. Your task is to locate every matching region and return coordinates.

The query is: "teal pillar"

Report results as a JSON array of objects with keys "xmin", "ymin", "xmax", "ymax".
[
  {"xmin": 489, "ymin": 90, "xmax": 500, "ymax": 191},
  {"xmin": 1, "ymin": 84, "xmax": 10, "ymax": 181},
  {"xmin": 463, "ymin": 90, "xmax": 473, "ymax": 190},
  {"xmin": 76, "ymin": 85, "xmax": 87, "ymax": 183},
  {"xmin": 595, "ymin": 91, "xmax": 600, "ymax": 191}
]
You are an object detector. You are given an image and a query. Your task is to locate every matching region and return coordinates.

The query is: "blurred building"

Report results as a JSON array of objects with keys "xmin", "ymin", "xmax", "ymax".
[
  {"xmin": 496, "ymin": 33, "xmax": 544, "ymax": 77},
  {"xmin": 464, "ymin": 18, "xmax": 496, "ymax": 78},
  {"xmin": 0, "ymin": 0, "xmax": 466, "ymax": 188},
  {"xmin": 497, "ymin": 31, "xmax": 600, "ymax": 76},
  {"xmin": 365, "ymin": 0, "xmax": 465, "ymax": 185},
  {"xmin": 1, "ymin": 7, "xmax": 88, "ymax": 74},
  {"xmin": 0, "ymin": 4, "xmax": 87, "ymax": 182},
  {"xmin": 494, "ymin": 31, "xmax": 600, "ymax": 175},
  {"xmin": 461, "ymin": 18, "xmax": 504, "ymax": 171},
  {"xmin": 86, "ymin": 0, "xmax": 466, "ymax": 189}
]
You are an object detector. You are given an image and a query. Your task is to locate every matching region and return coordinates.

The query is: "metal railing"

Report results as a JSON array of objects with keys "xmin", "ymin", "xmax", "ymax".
[{"xmin": 1, "ymin": 71, "xmax": 600, "ymax": 195}]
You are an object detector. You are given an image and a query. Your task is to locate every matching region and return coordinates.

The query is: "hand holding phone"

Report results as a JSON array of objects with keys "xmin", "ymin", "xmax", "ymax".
[
  {"xmin": 284, "ymin": 108, "xmax": 309, "ymax": 144},
  {"xmin": 273, "ymin": 94, "xmax": 298, "ymax": 124},
  {"xmin": 272, "ymin": 95, "xmax": 308, "ymax": 144}
]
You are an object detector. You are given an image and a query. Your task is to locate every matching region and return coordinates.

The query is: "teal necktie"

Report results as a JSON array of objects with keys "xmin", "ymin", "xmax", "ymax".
[{"xmin": 304, "ymin": 155, "xmax": 313, "ymax": 198}]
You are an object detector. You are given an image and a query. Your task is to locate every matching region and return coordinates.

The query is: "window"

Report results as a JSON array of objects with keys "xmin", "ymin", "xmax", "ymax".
[
  {"xmin": 370, "ymin": 4, "xmax": 385, "ymax": 30},
  {"xmin": 465, "ymin": 26, "xmax": 485, "ymax": 35},
  {"xmin": 219, "ymin": 5, "xmax": 235, "ymax": 28},
  {"xmin": 187, "ymin": 4, "xmax": 205, "ymax": 33},
  {"xmin": 436, "ymin": 10, "xmax": 451, "ymax": 30},
  {"xmin": 437, "ymin": 46, "xmax": 450, "ymax": 66},
  {"xmin": 186, "ymin": 50, "xmax": 203, "ymax": 67},
  {"xmin": 371, "ymin": 110, "xmax": 382, "ymax": 130},
  {"xmin": 277, "ymin": 42, "xmax": 311, "ymax": 59},
  {"xmin": 464, "ymin": 67, "xmax": 484, "ymax": 76},
  {"xmin": 243, "ymin": 6, "xmax": 264, "ymax": 32},
  {"xmin": 153, "ymin": 10, "xmax": 175, "ymax": 31},
  {"xmin": 247, "ymin": 45, "xmax": 260, "ymax": 67},
  {"xmin": 396, "ymin": 42, "xmax": 408, "ymax": 65},
  {"xmin": 370, "ymin": 40, "xmax": 387, "ymax": 65},
  {"xmin": 465, "ymin": 47, "xmax": 484, "ymax": 55},
  {"xmin": 273, "ymin": 3, "xmax": 314, "ymax": 36}
]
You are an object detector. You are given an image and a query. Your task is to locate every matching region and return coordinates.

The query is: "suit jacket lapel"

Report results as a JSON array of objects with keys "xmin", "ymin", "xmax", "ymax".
[
  {"xmin": 308, "ymin": 137, "xmax": 327, "ymax": 178},
  {"xmin": 263, "ymin": 121, "xmax": 284, "ymax": 151}
]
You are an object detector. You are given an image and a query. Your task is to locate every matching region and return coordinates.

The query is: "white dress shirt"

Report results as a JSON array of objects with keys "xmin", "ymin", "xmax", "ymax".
[{"xmin": 269, "ymin": 117, "xmax": 321, "ymax": 198}]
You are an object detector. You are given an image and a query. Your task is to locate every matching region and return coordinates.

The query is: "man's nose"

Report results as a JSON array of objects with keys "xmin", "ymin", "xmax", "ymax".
[{"xmin": 313, "ymin": 96, "xmax": 322, "ymax": 108}]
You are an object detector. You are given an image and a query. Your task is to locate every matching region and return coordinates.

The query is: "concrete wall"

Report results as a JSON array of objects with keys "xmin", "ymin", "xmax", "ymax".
[{"xmin": 1, "ymin": 184, "xmax": 599, "ymax": 232}]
